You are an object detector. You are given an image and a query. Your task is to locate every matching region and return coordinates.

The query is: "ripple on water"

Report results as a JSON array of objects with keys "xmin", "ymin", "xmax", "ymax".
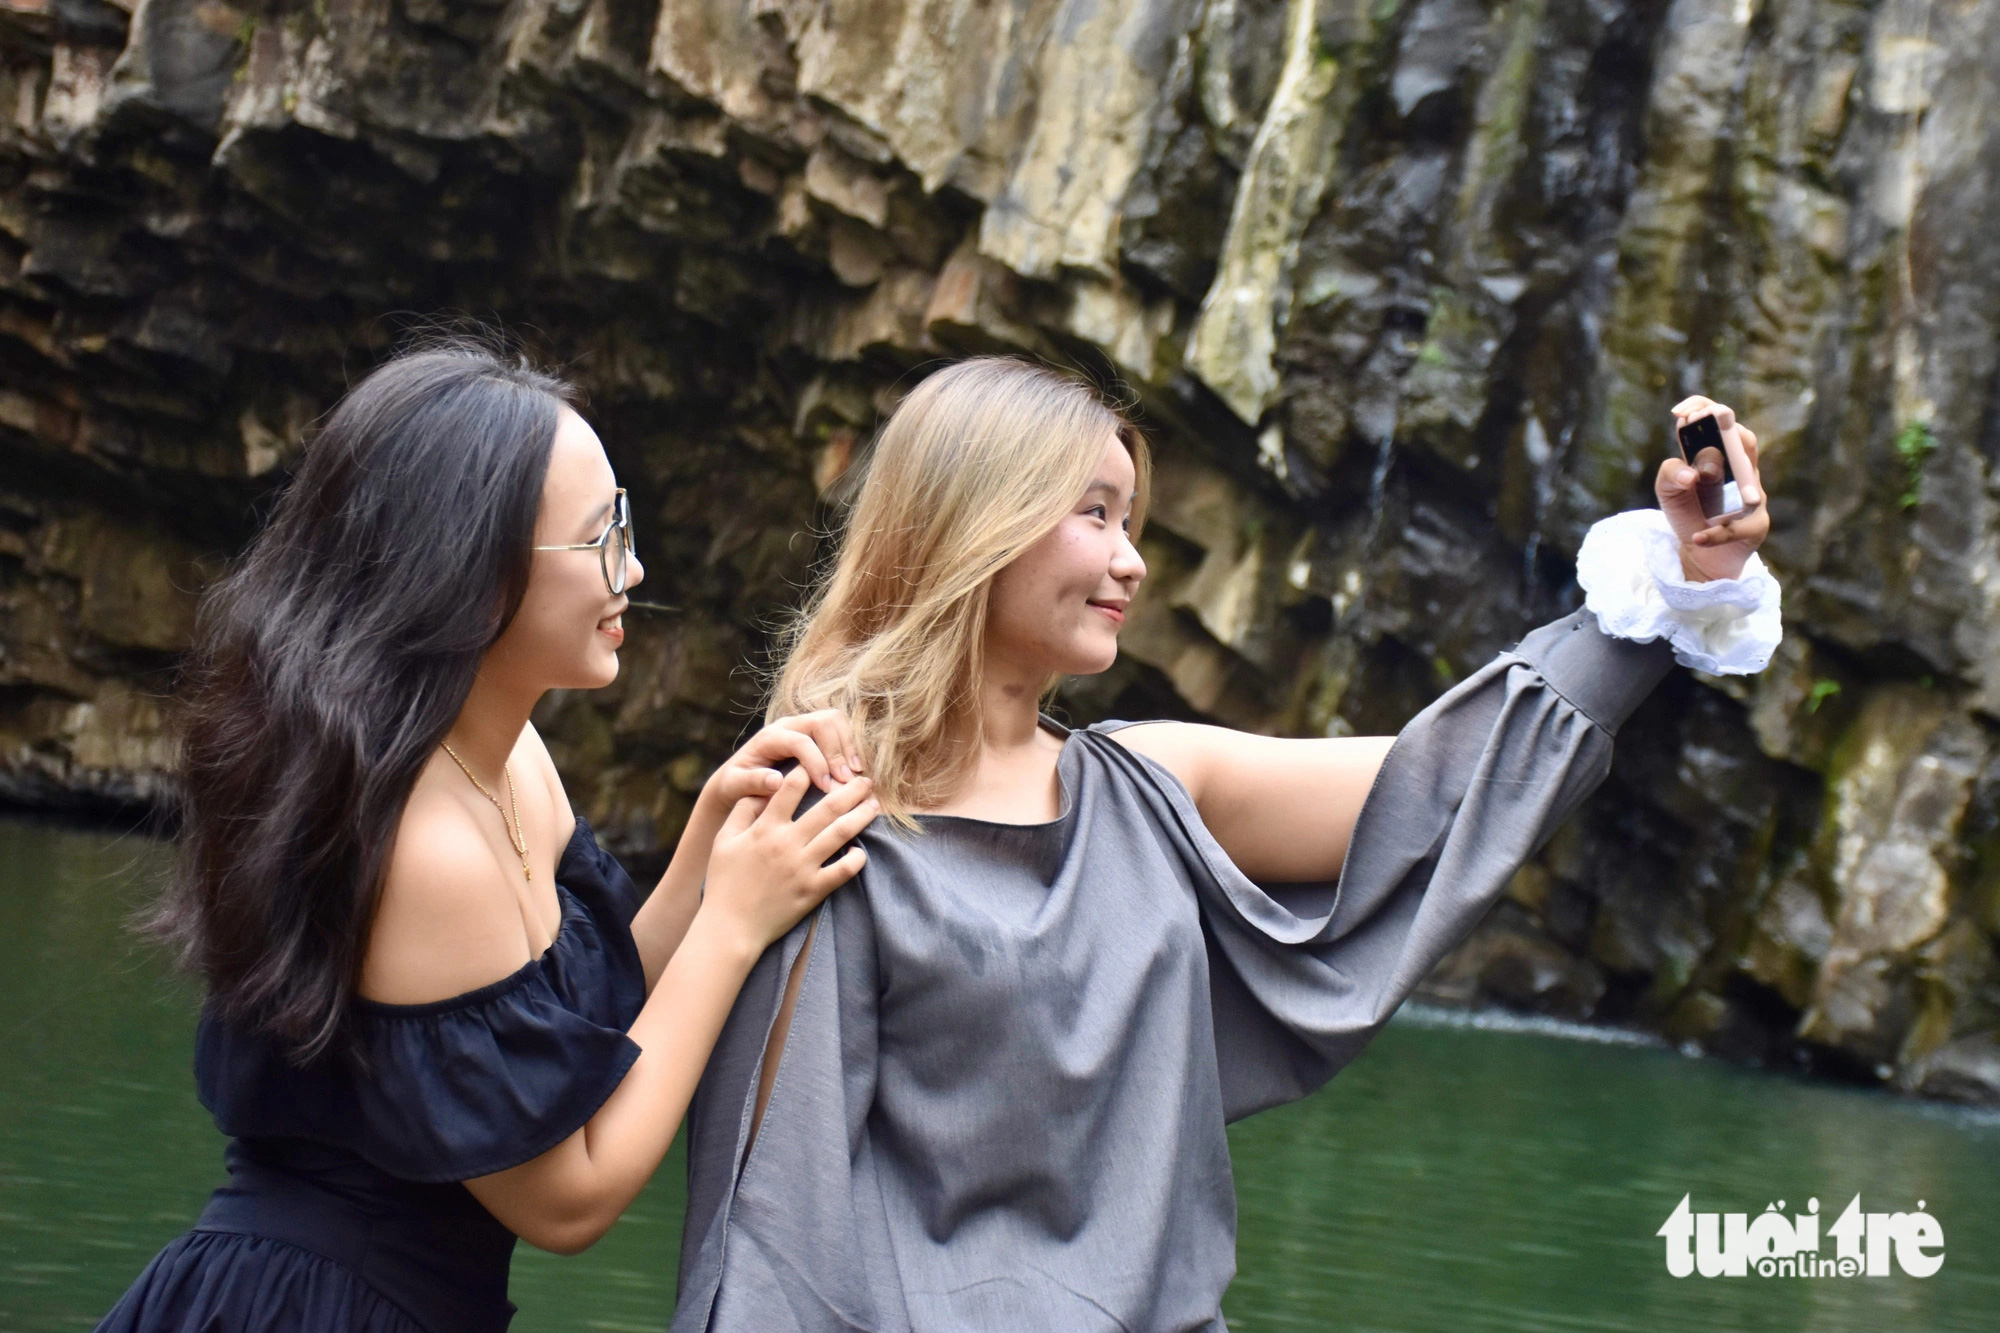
[{"xmin": 5, "ymin": 816, "xmax": 1996, "ymax": 1332}]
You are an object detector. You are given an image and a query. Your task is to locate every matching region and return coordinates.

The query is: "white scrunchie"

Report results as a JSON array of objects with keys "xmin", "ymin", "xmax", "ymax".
[{"xmin": 1574, "ymin": 485, "xmax": 1783, "ymax": 676}]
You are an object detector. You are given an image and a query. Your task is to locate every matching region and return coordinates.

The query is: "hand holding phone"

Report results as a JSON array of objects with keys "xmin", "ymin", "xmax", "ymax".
[
  {"xmin": 1656, "ymin": 396, "xmax": 1770, "ymax": 582},
  {"xmin": 1675, "ymin": 412, "xmax": 1742, "ymax": 520}
]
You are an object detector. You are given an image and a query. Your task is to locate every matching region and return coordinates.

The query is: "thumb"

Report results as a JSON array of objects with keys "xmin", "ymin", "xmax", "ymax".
[
  {"xmin": 713, "ymin": 765, "xmax": 783, "ymax": 806},
  {"xmin": 1655, "ymin": 454, "xmax": 1715, "ymax": 544}
]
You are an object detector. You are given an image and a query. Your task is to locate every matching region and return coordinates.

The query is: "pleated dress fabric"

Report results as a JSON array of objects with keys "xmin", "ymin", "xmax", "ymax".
[
  {"xmin": 96, "ymin": 815, "xmax": 650, "ymax": 1333},
  {"xmin": 672, "ymin": 606, "xmax": 1678, "ymax": 1333}
]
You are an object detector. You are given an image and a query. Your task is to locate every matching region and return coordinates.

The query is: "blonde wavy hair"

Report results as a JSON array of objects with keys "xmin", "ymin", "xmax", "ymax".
[{"xmin": 769, "ymin": 356, "xmax": 1151, "ymax": 825}]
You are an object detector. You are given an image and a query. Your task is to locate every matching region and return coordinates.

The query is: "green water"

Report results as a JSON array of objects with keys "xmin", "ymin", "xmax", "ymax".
[{"xmin": 3, "ymin": 815, "xmax": 1995, "ymax": 1332}]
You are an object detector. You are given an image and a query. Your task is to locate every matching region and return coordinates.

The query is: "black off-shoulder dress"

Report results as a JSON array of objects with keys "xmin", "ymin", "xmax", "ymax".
[{"xmin": 96, "ymin": 815, "xmax": 649, "ymax": 1333}]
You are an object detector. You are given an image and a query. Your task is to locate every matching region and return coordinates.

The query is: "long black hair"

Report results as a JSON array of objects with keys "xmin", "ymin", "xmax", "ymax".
[{"xmin": 144, "ymin": 338, "xmax": 580, "ymax": 1062}]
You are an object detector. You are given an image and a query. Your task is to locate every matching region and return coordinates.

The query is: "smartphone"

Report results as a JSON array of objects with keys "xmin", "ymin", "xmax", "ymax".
[{"xmin": 1676, "ymin": 413, "xmax": 1745, "ymax": 520}]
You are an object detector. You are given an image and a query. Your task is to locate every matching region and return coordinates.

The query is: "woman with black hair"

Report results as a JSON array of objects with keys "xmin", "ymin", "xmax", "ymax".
[{"xmin": 96, "ymin": 340, "xmax": 880, "ymax": 1332}]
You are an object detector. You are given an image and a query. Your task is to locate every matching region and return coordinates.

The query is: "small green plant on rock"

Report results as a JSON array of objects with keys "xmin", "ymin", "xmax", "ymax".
[{"xmin": 1896, "ymin": 419, "xmax": 1936, "ymax": 509}]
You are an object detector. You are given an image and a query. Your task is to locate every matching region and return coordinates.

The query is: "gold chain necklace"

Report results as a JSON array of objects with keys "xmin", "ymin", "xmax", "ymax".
[{"xmin": 439, "ymin": 741, "xmax": 531, "ymax": 881}]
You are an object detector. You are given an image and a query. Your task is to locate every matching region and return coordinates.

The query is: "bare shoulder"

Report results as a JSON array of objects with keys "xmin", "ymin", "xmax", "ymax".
[
  {"xmin": 515, "ymin": 721, "xmax": 577, "ymax": 843},
  {"xmin": 1101, "ymin": 720, "xmax": 1213, "ymax": 795},
  {"xmin": 359, "ymin": 795, "xmax": 535, "ymax": 1006}
]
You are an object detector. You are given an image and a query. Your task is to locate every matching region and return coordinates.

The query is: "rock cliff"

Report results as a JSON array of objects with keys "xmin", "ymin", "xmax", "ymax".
[{"xmin": 2, "ymin": 0, "xmax": 1997, "ymax": 1103}]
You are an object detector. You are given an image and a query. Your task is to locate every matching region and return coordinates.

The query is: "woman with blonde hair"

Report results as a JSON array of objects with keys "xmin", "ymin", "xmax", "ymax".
[{"xmin": 668, "ymin": 355, "xmax": 1783, "ymax": 1331}]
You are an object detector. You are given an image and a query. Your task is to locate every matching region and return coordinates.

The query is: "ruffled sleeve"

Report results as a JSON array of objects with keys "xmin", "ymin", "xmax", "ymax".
[
  {"xmin": 1087, "ymin": 604, "xmax": 1677, "ymax": 1120},
  {"xmin": 1574, "ymin": 498, "xmax": 1783, "ymax": 675},
  {"xmin": 558, "ymin": 813, "xmax": 649, "ymax": 929},
  {"xmin": 196, "ymin": 817, "xmax": 650, "ymax": 1184},
  {"xmin": 340, "ymin": 969, "xmax": 643, "ymax": 1182},
  {"xmin": 198, "ymin": 960, "xmax": 642, "ymax": 1184}
]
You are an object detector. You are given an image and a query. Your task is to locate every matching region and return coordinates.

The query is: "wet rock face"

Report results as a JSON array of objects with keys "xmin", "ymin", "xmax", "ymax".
[{"xmin": 2, "ymin": 0, "xmax": 1999, "ymax": 1101}]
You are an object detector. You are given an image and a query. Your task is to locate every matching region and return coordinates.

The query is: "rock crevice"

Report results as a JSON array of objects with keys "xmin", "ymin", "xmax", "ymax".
[{"xmin": 4, "ymin": 0, "xmax": 2000, "ymax": 1102}]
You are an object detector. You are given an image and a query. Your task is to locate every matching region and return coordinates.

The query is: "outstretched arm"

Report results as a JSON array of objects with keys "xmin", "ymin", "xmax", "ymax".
[{"xmin": 1115, "ymin": 395, "xmax": 1775, "ymax": 883}]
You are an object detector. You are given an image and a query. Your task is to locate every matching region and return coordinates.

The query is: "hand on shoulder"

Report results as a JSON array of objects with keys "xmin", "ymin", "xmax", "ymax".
[{"xmin": 698, "ymin": 766, "xmax": 878, "ymax": 959}]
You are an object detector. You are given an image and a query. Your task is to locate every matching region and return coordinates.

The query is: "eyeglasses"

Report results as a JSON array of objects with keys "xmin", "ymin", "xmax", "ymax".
[{"xmin": 533, "ymin": 488, "xmax": 634, "ymax": 595}]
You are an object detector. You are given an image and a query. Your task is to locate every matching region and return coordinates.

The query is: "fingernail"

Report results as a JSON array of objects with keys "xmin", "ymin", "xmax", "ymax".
[
  {"xmin": 851, "ymin": 754, "xmax": 864, "ymax": 771},
  {"xmin": 1744, "ymin": 489, "xmax": 1760, "ymax": 504},
  {"xmin": 1680, "ymin": 468, "xmax": 1696, "ymax": 484}
]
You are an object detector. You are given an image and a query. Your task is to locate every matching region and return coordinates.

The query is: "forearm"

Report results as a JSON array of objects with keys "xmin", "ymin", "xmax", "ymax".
[
  {"xmin": 1511, "ymin": 605, "xmax": 1677, "ymax": 733},
  {"xmin": 468, "ymin": 908, "xmax": 758, "ymax": 1252},
  {"xmin": 1244, "ymin": 611, "xmax": 1670, "ymax": 877},
  {"xmin": 1140, "ymin": 613, "xmax": 1670, "ymax": 1118},
  {"xmin": 575, "ymin": 910, "xmax": 755, "ymax": 1216},
  {"xmin": 630, "ymin": 791, "xmax": 730, "ymax": 987}
]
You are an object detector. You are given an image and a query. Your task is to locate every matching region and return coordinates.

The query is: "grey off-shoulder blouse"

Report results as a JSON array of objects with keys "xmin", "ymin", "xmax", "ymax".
[{"xmin": 671, "ymin": 606, "xmax": 1678, "ymax": 1332}]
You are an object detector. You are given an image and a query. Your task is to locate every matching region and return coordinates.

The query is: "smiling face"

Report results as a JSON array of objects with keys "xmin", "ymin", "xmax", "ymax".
[
  {"xmin": 487, "ymin": 406, "xmax": 645, "ymax": 690},
  {"xmin": 984, "ymin": 429, "xmax": 1147, "ymax": 680}
]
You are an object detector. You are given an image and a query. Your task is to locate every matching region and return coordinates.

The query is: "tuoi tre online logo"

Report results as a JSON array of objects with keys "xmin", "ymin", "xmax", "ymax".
[{"xmin": 1657, "ymin": 1194, "xmax": 1944, "ymax": 1278}]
